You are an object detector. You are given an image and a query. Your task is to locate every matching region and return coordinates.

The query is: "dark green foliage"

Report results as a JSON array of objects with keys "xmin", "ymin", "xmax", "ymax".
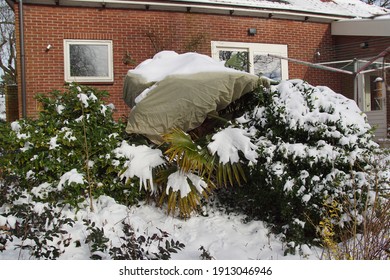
[
  {"xmin": 199, "ymin": 245, "xmax": 215, "ymax": 260},
  {"xmin": 84, "ymin": 219, "xmax": 110, "ymax": 260},
  {"xmin": 215, "ymin": 80, "xmax": 383, "ymax": 249},
  {"xmin": 5, "ymin": 202, "xmax": 74, "ymax": 259},
  {"xmin": 0, "ymin": 84, "xmax": 184, "ymax": 260},
  {"xmin": 108, "ymin": 224, "xmax": 185, "ymax": 260},
  {"xmin": 0, "ymin": 84, "xmax": 144, "ymax": 208}
]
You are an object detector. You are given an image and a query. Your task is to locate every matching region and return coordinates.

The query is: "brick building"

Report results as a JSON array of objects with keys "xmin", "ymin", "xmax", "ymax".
[{"xmin": 5, "ymin": 0, "xmax": 390, "ymax": 139}]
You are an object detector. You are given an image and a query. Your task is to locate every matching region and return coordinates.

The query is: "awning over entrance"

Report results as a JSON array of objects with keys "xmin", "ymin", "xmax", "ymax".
[{"xmin": 332, "ymin": 16, "xmax": 390, "ymax": 37}]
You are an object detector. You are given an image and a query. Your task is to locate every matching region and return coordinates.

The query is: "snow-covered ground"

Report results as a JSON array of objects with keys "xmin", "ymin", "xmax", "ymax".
[{"xmin": 0, "ymin": 195, "xmax": 320, "ymax": 260}]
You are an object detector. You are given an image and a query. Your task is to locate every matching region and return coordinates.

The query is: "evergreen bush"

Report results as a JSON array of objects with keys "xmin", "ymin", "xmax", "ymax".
[
  {"xmin": 215, "ymin": 80, "xmax": 388, "ymax": 248},
  {"xmin": 0, "ymin": 85, "xmax": 184, "ymax": 259},
  {"xmin": 0, "ymin": 84, "xmax": 143, "ymax": 209}
]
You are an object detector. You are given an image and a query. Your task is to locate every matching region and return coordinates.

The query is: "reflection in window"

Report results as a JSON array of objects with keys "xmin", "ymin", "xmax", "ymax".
[
  {"xmin": 70, "ymin": 45, "xmax": 109, "ymax": 77},
  {"xmin": 212, "ymin": 41, "xmax": 288, "ymax": 80},
  {"xmin": 219, "ymin": 51, "xmax": 249, "ymax": 72},
  {"xmin": 64, "ymin": 40, "xmax": 113, "ymax": 83},
  {"xmin": 254, "ymin": 54, "xmax": 282, "ymax": 81}
]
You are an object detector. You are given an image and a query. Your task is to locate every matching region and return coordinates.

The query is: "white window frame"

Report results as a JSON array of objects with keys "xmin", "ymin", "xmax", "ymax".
[
  {"xmin": 64, "ymin": 39, "xmax": 114, "ymax": 83},
  {"xmin": 211, "ymin": 41, "xmax": 289, "ymax": 80}
]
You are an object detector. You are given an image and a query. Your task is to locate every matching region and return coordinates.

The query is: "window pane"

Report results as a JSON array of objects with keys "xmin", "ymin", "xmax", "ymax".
[
  {"xmin": 219, "ymin": 50, "xmax": 249, "ymax": 72},
  {"xmin": 364, "ymin": 73, "xmax": 384, "ymax": 111},
  {"xmin": 69, "ymin": 44, "xmax": 109, "ymax": 77},
  {"xmin": 254, "ymin": 54, "xmax": 281, "ymax": 81}
]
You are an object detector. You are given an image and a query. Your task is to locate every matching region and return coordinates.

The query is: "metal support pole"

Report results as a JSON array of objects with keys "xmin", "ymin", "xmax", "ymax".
[
  {"xmin": 19, "ymin": 0, "xmax": 27, "ymax": 118},
  {"xmin": 267, "ymin": 54, "xmax": 354, "ymax": 75}
]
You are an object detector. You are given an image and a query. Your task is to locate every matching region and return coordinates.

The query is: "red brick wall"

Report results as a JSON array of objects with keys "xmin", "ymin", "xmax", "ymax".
[{"xmin": 14, "ymin": 4, "xmax": 340, "ymax": 120}]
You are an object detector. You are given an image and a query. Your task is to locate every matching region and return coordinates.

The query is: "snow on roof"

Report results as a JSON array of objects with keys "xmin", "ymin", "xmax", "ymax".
[{"xmin": 172, "ymin": 0, "xmax": 389, "ymax": 18}]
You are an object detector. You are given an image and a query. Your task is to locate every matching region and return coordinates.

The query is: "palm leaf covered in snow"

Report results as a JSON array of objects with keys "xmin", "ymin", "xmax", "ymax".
[{"xmin": 159, "ymin": 127, "xmax": 254, "ymax": 217}]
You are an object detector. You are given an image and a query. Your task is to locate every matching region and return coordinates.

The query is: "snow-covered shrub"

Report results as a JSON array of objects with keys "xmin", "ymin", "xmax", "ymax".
[
  {"xmin": 216, "ymin": 79, "xmax": 388, "ymax": 247},
  {"xmin": 318, "ymin": 149, "xmax": 390, "ymax": 260},
  {"xmin": 0, "ymin": 84, "xmax": 143, "ymax": 208},
  {"xmin": 0, "ymin": 194, "xmax": 184, "ymax": 259}
]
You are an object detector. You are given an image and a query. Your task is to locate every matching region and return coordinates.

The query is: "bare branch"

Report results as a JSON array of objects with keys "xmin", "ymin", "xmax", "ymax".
[{"xmin": 0, "ymin": 0, "xmax": 16, "ymax": 83}]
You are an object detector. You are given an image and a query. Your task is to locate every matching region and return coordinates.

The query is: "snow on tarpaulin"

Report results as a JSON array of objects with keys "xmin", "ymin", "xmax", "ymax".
[
  {"xmin": 123, "ymin": 51, "xmax": 259, "ymax": 143},
  {"xmin": 130, "ymin": 51, "xmax": 238, "ymax": 84},
  {"xmin": 123, "ymin": 51, "xmax": 241, "ymax": 107}
]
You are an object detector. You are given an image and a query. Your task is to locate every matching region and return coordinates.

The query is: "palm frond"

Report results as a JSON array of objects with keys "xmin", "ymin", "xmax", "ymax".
[
  {"xmin": 162, "ymin": 128, "xmax": 213, "ymax": 175},
  {"xmin": 157, "ymin": 128, "xmax": 249, "ymax": 217}
]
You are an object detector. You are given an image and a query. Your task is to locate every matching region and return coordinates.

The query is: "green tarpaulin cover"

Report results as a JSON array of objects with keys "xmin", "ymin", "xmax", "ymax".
[{"xmin": 123, "ymin": 71, "xmax": 259, "ymax": 143}]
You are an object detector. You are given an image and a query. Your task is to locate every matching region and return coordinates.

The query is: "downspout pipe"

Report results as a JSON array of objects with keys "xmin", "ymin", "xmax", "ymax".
[{"xmin": 18, "ymin": 0, "xmax": 27, "ymax": 118}]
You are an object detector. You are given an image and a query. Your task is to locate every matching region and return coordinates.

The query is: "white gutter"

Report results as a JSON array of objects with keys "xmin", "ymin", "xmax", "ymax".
[{"xmin": 19, "ymin": 0, "xmax": 351, "ymax": 22}]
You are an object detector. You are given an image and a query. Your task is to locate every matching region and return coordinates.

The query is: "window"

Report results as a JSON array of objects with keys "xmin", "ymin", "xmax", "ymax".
[
  {"xmin": 355, "ymin": 59, "xmax": 388, "ymax": 112},
  {"xmin": 64, "ymin": 40, "xmax": 114, "ymax": 83},
  {"xmin": 211, "ymin": 41, "xmax": 288, "ymax": 81}
]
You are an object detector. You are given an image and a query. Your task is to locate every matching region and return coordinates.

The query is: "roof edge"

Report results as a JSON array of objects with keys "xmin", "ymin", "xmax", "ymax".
[{"xmin": 8, "ymin": 0, "xmax": 355, "ymax": 22}]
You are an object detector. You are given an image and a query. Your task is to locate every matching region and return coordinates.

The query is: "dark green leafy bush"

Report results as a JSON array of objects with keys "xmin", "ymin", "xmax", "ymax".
[
  {"xmin": 0, "ymin": 85, "xmax": 185, "ymax": 260},
  {"xmin": 215, "ymin": 80, "xmax": 388, "ymax": 248},
  {"xmin": 0, "ymin": 84, "xmax": 143, "ymax": 208}
]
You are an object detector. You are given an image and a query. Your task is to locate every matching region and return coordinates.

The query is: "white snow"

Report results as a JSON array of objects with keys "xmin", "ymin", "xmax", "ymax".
[
  {"xmin": 49, "ymin": 135, "xmax": 60, "ymax": 150},
  {"xmin": 271, "ymin": 80, "xmax": 372, "ymax": 146},
  {"xmin": 31, "ymin": 182, "xmax": 54, "ymax": 199},
  {"xmin": 173, "ymin": 0, "xmax": 389, "ymax": 18},
  {"xmin": 130, "ymin": 51, "xmax": 239, "ymax": 83},
  {"xmin": 114, "ymin": 141, "xmax": 166, "ymax": 192},
  {"xmin": 0, "ymin": 195, "xmax": 320, "ymax": 260},
  {"xmin": 166, "ymin": 171, "xmax": 208, "ymax": 197},
  {"xmin": 77, "ymin": 93, "xmax": 90, "ymax": 108},
  {"xmin": 56, "ymin": 104, "xmax": 65, "ymax": 114},
  {"xmin": 208, "ymin": 127, "xmax": 258, "ymax": 164},
  {"xmin": 57, "ymin": 169, "xmax": 85, "ymax": 191},
  {"xmin": 10, "ymin": 120, "xmax": 21, "ymax": 132}
]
